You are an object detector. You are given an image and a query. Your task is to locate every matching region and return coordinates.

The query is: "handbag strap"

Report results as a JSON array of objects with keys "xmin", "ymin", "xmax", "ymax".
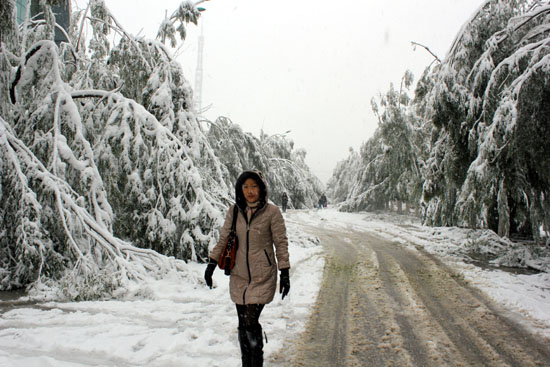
[{"xmin": 230, "ymin": 204, "xmax": 238, "ymax": 234}]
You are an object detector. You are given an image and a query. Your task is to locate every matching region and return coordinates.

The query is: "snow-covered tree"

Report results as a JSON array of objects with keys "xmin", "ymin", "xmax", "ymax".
[
  {"xmin": 0, "ymin": 0, "xmax": 230, "ymax": 297},
  {"xmin": 329, "ymin": 0, "xmax": 550, "ymax": 244},
  {"xmin": 207, "ymin": 116, "xmax": 323, "ymax": 209},
  {"xmin": 1, "ymin": 0, "xmax": 327, "ymax": 297},
  {"xmin": 326, "ymin": 147, "xmax": 361, "ymax": 204},
  {"xmin": 327, "ymin": 131, "xmax": 389, "ymax": 212},
  {"xmin": 70, "ymin": 1, "xmax": 230, "ymax": 260},
  {"xmin": 373, "ymin": 70, "xmax": 422, "ymax": 210},
  {"xmin": 327, "ymin": 71, "xmax": 422, "ymax": 212},
  {"xmin": 421, "ymin": 0, "xmax": 550, "ymax": 242},
  {"xmin": 1, "ymin": 115, "xmax": 185, "ymax": 298}
]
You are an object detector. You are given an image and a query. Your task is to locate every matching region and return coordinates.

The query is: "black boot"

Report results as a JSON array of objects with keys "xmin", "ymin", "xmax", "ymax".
[
  {"xmin": 245, "ymin": 325, "xmax": 263, "ymax": 367},
  {"xmin": 238, "ymin": 327, "xmax": 251, "ymax": 367}
]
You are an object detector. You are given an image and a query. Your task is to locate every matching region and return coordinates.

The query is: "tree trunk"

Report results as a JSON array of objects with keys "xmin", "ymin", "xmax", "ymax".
[{"xmin": 497, "ymin": 179, "xmax": 510, "ymax": 238}]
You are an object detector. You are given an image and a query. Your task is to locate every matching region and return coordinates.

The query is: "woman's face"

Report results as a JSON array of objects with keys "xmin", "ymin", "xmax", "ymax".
[{"xmin": 242, "ymin": 178, "xmax": 260, "ymax": 203}]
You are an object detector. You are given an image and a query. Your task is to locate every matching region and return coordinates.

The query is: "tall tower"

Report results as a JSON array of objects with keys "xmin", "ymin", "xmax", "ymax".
[{"xmin": 194, "ymin": 23, "xmax": 205, "ymax": 113}]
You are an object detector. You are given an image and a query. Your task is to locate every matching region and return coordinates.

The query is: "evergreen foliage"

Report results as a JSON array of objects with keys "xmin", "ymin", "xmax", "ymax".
[
  {"xmin": 423, "ymin": 0, "xmax": 550, "ymax": 241},
  {"xmin": 207, "ymin": 116, "xmax": 324, "ymax": 209},
  {"xmin": 0, "ymin": 0, "xmax": 227, "ymax": 296},
  {"xmin": 328, "ymin": 0, "xmax": 550, "ymax": 243},
  {"xmin": 0, "ymin": 0, "xmax": 324, "ymax": 297},
  {"xmin": 327, "ymin": 71, "xmax": 422, "ymax": 212}
]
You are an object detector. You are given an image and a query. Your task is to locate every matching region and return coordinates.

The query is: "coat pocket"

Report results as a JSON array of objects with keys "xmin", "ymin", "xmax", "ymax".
[{"xmin": 263, "ymin": 249, "xmax": 273, "ymax": 267}]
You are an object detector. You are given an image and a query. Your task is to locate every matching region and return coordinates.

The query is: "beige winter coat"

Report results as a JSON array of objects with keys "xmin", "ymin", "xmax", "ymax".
[
  {"xmin": 209, "ymin": 170, "xmax": 290, "ymax": 305},
  {"xmin": 210, "ymin": 203, "xmax": 290, "ymax": 304}
]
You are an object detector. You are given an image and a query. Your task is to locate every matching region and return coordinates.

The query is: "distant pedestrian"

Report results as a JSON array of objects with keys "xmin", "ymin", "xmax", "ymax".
[
  {"xmin": 281, "ymin": 192, "xmax": 288, "ymax": 213},
  {"xmin": 318, "ymin": 193, "xmax": 327, "ymax": 209}
]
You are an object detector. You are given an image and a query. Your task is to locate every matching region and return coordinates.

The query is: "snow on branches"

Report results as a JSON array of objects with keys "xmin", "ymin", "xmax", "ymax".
[
  {"xmin": 423, "ymin": 0, "xmax": 550, "ymax": 242},
  {"xmin": 157, "ymin": 1, "xmax": 208, "ymax": 46},
  {"xmin": 1, "ymin": 0, "xmax": 324, "ymax": 299},
  {"xmin": 0, "ymin": 0, "xmax": 228, "ymax": 298},
  {"xmin": 327, "ymin": 71, "xmax": 422, "ymax": 213},
  {"xmin": 206, "ymin": 116, "xmax": 323, "ymax": 209},
  {"xmin": 1, "ymin": 115, "xmax": 187, "ymax": 299},
  {"xmin": 328, "ymin": 0, "xmax": 550, "ymax": 246}
]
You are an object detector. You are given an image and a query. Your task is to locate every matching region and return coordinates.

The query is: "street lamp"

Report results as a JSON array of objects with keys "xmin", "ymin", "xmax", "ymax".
[{"xmin": 261, "ymin": 130, "xmax": 291, "ymax": 145}]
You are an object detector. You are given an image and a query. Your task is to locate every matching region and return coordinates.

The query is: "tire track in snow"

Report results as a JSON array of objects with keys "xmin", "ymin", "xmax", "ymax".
[
  {"xmin": 288, "ymin": 225, "xmax": 550, "ymax": 367},
  {"xmin": 291, "ymin": 231, "xmax": 352, "ymax": 366},
  {"xmin": 374, "ymin": 239, "xmax": 550, "ymax": 367}
]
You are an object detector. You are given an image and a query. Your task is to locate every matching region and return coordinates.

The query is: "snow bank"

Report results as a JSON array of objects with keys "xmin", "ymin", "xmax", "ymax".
[{"xmin": 0, "ymin": 218, "xmax": 324, "ymax": 366}]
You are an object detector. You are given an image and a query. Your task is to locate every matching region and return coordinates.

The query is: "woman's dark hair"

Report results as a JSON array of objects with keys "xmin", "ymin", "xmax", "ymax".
[{"xmin": 235, "ymin": 170, "xmax": 267, "ymax": 209}]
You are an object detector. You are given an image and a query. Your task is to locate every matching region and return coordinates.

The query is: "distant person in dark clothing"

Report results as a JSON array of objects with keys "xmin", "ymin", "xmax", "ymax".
[
  {"xmin": 318, "ymin": 194, "xmax": 327, "ymax": 209},
  {"xmin": 281, "ymin": 192, "xmax": 288, "ymax": 213}
]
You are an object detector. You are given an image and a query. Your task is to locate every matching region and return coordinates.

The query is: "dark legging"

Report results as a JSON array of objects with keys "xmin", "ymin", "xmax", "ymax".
[{"xmin": 236, "ymin": 304, "xmax": 265, "ymax": 329}]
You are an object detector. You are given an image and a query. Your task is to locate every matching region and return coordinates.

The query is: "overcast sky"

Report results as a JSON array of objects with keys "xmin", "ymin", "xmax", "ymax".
[{"xmin": 87, "ymin": 0, "xmax": 484, "ymax": 183}]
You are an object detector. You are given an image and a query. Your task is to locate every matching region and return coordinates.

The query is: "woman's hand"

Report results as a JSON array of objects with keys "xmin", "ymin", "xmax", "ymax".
[
  {"xmin": 204, "ymin": 260, "xmax": 217, "ymax": 289},
  {"xmin": 279, "ymin": 268, "xmax": 290, "ymax": 299}
]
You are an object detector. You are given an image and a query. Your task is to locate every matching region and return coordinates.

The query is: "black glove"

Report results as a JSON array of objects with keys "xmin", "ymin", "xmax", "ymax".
[
  {"xmin": 204, "ymin": 259, "xmax": 217, "ymax": 289},
  {"xmin": 279, "ymin": 268, "xmax": 290, "ymax": 300}
]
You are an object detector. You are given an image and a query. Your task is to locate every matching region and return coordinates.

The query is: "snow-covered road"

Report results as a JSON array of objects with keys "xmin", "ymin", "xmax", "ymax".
[{"xmin": 290, "ymin": 224, "xmax": 550, "ymax": 366}]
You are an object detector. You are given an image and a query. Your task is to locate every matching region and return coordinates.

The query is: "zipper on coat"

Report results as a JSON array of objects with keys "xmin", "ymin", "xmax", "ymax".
[
  {"xmin": 243, "ymin": 221, "xmax": 251, "ymax": 304},
  {"xmin": 241, "ymin": 206, "xmax": 262, "ymax": 305},
  {"xmin": 264, "ymin": 249, "xmax": 272, "ymax": 266}
]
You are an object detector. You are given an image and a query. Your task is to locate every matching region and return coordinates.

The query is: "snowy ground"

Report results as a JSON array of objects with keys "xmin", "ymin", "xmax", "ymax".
[
  {"xmin": 0, "ymin": 218, "xmax": 325, "ymax": 367},
  {"xmin": 1, "ymin": 208, "xmax": 549, "ymax": 366},
  {"xmin": 287, "ymin": 208, "xmax": 550, "ymax": 340}
]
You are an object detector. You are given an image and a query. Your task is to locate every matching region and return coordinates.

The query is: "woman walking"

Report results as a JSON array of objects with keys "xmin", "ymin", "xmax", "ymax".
[{"xmin": 204, "ymin": 170, "xmax": 291, "ymax": 367}]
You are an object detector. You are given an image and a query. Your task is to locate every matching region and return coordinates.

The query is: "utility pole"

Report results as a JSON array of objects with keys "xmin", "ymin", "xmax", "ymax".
[{"xmin": 194, "ymin": 22, "xmax": 204, "ymax": 113}]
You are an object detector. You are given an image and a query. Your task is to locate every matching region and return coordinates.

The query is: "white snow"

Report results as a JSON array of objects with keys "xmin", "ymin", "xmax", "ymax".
[
  {"xmin": 1, "ymin": 208, "xmax": 549, "ymax": 366},
  {"xmin": 288, "ymin": 208, "xmax": 550, "ymax": 339},
  {"xmin": 0, "ymin": 217, "xmax": 324, "ymax": 367}
]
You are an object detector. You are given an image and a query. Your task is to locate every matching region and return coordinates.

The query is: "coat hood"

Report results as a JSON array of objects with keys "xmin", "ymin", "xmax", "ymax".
[{"xmin": 235, "ymin": 170, "xmax": 268, "ymax": 209}]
